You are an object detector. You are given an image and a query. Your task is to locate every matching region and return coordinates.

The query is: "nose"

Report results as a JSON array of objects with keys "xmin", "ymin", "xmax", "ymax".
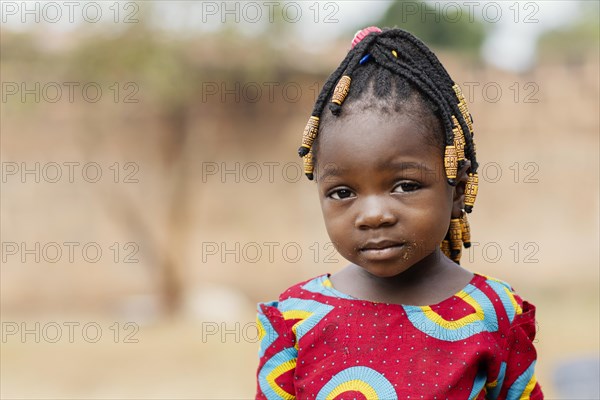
[{"xmin": 354, "ymin": 195, "xmax": 398, "ymax": 230}]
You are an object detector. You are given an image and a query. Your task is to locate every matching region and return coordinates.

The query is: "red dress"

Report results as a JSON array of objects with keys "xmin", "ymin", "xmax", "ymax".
[{"xmin": 255, "ymin": 272, "xmax": 543, "ymax": 399}]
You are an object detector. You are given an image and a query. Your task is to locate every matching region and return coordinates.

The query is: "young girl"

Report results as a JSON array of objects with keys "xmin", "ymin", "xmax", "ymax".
[{"xmin": 256, "ymin": 27, "xmax": 543, "ymax": 399}]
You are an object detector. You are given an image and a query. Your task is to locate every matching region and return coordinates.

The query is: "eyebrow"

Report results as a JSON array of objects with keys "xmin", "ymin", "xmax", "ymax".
[
  {"xmin": 317, "ymin": 160, "xmax": 437, "ymax": 182},
  {"xmin": 380, "ymin": 160, "xmax": 437, "ymax": 174}
]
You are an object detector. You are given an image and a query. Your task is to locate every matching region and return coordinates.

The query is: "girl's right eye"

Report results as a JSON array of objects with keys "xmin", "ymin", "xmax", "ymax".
[{"xmin": 329, "ymin": 188, "xmax": 355, "ymax": 200}]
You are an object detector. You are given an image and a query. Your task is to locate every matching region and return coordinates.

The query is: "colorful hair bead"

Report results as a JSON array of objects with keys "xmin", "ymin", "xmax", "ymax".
[
  {"xmin": 444, "ymin": 145, "xmax": 458, "ymax": 183},
  {"xmin": 464, "ymin": 173, "xmax": 479, "ymax": 213},
  {"xmin": 359, "ymin": 54, "xmax": 371, "ymax": 65},
  {"xmin": 351, "ymin": 26, "xmax": 382, "ymax": 49},
  {"xmin": 391, "ymin": 50, "xmax": 398, "ymax": 58},
  {"xmin": 331, "ymin": 75, "xmax": 352, "ymax": 106},
  {"xmin": 298, "ymin": 116, "xmax": 320, "ymax": 157}
]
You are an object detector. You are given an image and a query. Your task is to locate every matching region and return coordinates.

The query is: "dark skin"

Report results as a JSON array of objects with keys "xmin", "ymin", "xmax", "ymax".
[{"xmin": 315, "ymin": 106, "xmax": 472, "ymax": 306}]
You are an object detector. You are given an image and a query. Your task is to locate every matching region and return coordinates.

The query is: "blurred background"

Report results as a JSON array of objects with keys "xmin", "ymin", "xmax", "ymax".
[{"xmin": 1, "ymin": 0, "xmax": 598, "ymax": 398}]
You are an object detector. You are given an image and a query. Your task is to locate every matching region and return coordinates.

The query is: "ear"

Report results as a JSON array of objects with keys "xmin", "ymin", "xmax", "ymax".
[{"xmin": 452, "ymin": 160, "xmax": 471, "ymax": 218}]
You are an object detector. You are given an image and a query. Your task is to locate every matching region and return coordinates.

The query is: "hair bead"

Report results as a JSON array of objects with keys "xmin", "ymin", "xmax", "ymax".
[
  {"xmin": 298, "ymin": 116, "xmax": 320, "ymax": 157},
  {"xmin": 440, "ymin": 239, "xmax": 451, "ymax": 259},
  {"xmin": 449, "ymin": 218, "xmax": 462, "ymax": 247},
  {"xmin": 303, "ymin": 148, "xmax": 314, "ymax": 180},
  {"xmin": 331, "ymin": 75, "xmax": 352, "ymax": 106},
  {"xmin": 451, "ymin": 115, "xmax": 466, "ymax": 161},
  {"xmin": 351, "ymin": 26, "xmax": 382, "ymax": 49},
  {"xmin": 460, "ymin": 212, "xmax": 471, "ymax": 248},
  {"xmin": 464, "ymin": 173, "xmax": 479, "ymax": 213},
  {"xmin": 453, "ymin": 83, "xmax": 474, "ymax": 136},
  {"xmin": 449, "ymin": 223, "xmax": 462, "ymax": 262},
  {"xmin": 444, "ymin": 145, "xmax": 458, "ymax": 184}
]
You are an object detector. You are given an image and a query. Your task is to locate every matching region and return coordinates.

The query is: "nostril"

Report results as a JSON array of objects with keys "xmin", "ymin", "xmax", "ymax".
[{"xmin": 356, "ymin": 213, "xmax": 397, "ymax": 230}]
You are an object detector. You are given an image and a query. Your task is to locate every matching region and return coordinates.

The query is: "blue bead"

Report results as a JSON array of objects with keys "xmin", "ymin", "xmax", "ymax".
[{"xmin": 359, "ymin": 54, "xmax": 371, "ymax": 65}]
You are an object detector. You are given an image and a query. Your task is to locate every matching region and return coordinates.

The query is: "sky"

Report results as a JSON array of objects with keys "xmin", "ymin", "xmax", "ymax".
[{"xmin": 0, "ymin": 1, "xmax": 585, "ymax": 72}]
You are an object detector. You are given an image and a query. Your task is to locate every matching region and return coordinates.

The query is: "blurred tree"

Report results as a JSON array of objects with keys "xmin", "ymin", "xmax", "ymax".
[
  {"xmin": 538, "ymin": 1, "xmax": 599, "ymax": 62},
  {"xmin": 377, "ymin": 0, "xmax": 486, "ymax": 55},
  {"xmin": 2, "ymin": 2, "xmax": 300, "ymax": 318},
  {"xmin": 65, "ymin": 20, "xmax": 197, "ymax": 316},
  {"xmin": 0, "ymin": 1, "xmax": 333, "ymax": 318}
]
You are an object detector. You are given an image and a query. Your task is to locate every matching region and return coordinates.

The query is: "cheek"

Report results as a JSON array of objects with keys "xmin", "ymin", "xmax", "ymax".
[
  {"xmin": 409, "ymin": 188, "xmax": 453, "ymax": 231},
  {"xmin": 319, "ymin": 201, "xmax": 351, "ymax": 245},
  {"xmin": 320, "ymin": 203, "xmax": 341, "ymax": 233}
]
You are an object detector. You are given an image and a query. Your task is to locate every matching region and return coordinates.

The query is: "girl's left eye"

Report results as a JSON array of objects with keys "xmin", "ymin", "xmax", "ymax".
[
  {"xmin": 329, "ymin": 189, "xmax": 355, "ymax": 200},
  {"xmin": 393, "ymin": 181, "xmax": 421, "ymax": 193}
]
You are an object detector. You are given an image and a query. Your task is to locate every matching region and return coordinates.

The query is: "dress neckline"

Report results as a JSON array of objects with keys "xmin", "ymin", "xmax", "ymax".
[{"xmin": 317, "ymin": 272, "xmax": 483, "ymax": 308}]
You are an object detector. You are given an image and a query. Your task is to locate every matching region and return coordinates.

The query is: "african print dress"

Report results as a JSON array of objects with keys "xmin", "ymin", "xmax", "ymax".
[{"xmin": 255, "ymin": 273, "xmax": 543, "ymax": 399}]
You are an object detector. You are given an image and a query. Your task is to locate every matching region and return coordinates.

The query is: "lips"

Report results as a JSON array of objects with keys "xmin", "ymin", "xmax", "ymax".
[
  {"xmin": 360, "ymin": 240, "xmax": 404, "ymax": 251},
  {"xmin": 358, "ymin": 240, "xmax": 406, "ymax": 261}
]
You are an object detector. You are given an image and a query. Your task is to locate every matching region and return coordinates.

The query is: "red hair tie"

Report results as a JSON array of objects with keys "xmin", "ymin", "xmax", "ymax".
[{"xmin": 351, "ymin": 26, "xmax": 382, "ymax": 48}]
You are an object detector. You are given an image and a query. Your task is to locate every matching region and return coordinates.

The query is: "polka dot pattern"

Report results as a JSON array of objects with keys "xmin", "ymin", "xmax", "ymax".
[{"xmin": 255, "ymin": 273, "xmax": 543, "ymax": 399}]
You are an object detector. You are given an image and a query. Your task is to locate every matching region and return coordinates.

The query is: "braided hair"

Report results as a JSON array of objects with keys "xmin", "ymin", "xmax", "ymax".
[{"xmin": 298, "ymin": 27, "xmax": 479, "ymax": 263}]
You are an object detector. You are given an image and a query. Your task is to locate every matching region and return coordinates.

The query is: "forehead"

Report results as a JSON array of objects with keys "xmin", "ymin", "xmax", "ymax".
[{"xmin": 316, "ymin": 109, "xmax": 442, "ymax": 177}]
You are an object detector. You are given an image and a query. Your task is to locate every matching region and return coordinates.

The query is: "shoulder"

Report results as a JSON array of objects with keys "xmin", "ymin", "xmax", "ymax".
[
  {"xmin": 278, "ymin": 274, "xmax": 334, "ymax": 301},
  {"xmin": 256, "ymin": 274, "xmax": 332, "ymax": 315},
  {"xmin": 470, "ymin": 272, "xmax": 536, "ymax": 327},
  {"xmin": 255, "ymin": 274, "xmax": 337, "ymax": 351}
]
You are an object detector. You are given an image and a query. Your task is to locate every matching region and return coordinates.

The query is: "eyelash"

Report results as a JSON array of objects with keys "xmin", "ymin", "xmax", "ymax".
[
  {"xmin": 328, "ymin": 188, "xmax": 355, "ymax": 200},
  {"xmin": 394, "ymin": 181, "xmax": 421, "ymax": 193},
  {"xmin": 327, "ymin": 181, "xmax": 421, "ymax": 200}
]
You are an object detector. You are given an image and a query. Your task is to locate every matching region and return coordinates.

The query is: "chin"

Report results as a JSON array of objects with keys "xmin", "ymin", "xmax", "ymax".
[{"xmin": 357, "ymin": 262, "xmax": 414, "ymax": 279}]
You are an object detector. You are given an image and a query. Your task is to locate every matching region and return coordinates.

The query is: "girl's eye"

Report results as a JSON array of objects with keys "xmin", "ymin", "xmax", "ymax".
[
  {"xmin": 393, "ymin": 181, "xmax": 421, "ymax": 193},
  {"xmin": 329, "ymin": 188, "xmax": 355, "ymax": 200}
]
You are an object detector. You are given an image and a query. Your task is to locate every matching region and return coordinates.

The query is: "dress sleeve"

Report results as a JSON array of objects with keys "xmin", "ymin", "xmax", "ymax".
[
  {"xmin": 255, "ymin": 301, "xmax": 297, "ymax": 400},
  {"xmin": 489, "ymin": 299, "xmax": 544, "ymax": 399}
]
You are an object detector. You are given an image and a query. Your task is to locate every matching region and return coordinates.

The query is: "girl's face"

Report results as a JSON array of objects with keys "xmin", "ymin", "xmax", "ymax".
[{"xmin": 316, "ymin": 108, "xmax": 455, "ymax": 278}]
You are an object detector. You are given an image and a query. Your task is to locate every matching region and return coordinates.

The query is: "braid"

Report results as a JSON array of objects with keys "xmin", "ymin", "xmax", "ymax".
[
  {"xmin": 297, "ymin": 34, "xmax": 380, "ymax": 160},
  {"xmin": 369, "ymin": 46, "xmax": 455, "ymax": 148},
  {"xmin": 311, "ymin": 50, "xmax": 355, "ymax": 118},
  {"xmin": 379, "ymin": 33, "xmax": 477, "ymax": 166},
  {"xmin": 378, "ymin": 31, "xmax": 478, "ymax": 172},
  {"xmin": 328, "ymin": 34, "xmax": 379, "ymax": 116}
]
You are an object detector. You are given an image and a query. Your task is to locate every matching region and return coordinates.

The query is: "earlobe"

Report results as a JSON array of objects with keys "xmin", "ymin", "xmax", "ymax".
[{"xmin": 452, "ymin": 160, "xmax": 471, "ymax": 218}]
